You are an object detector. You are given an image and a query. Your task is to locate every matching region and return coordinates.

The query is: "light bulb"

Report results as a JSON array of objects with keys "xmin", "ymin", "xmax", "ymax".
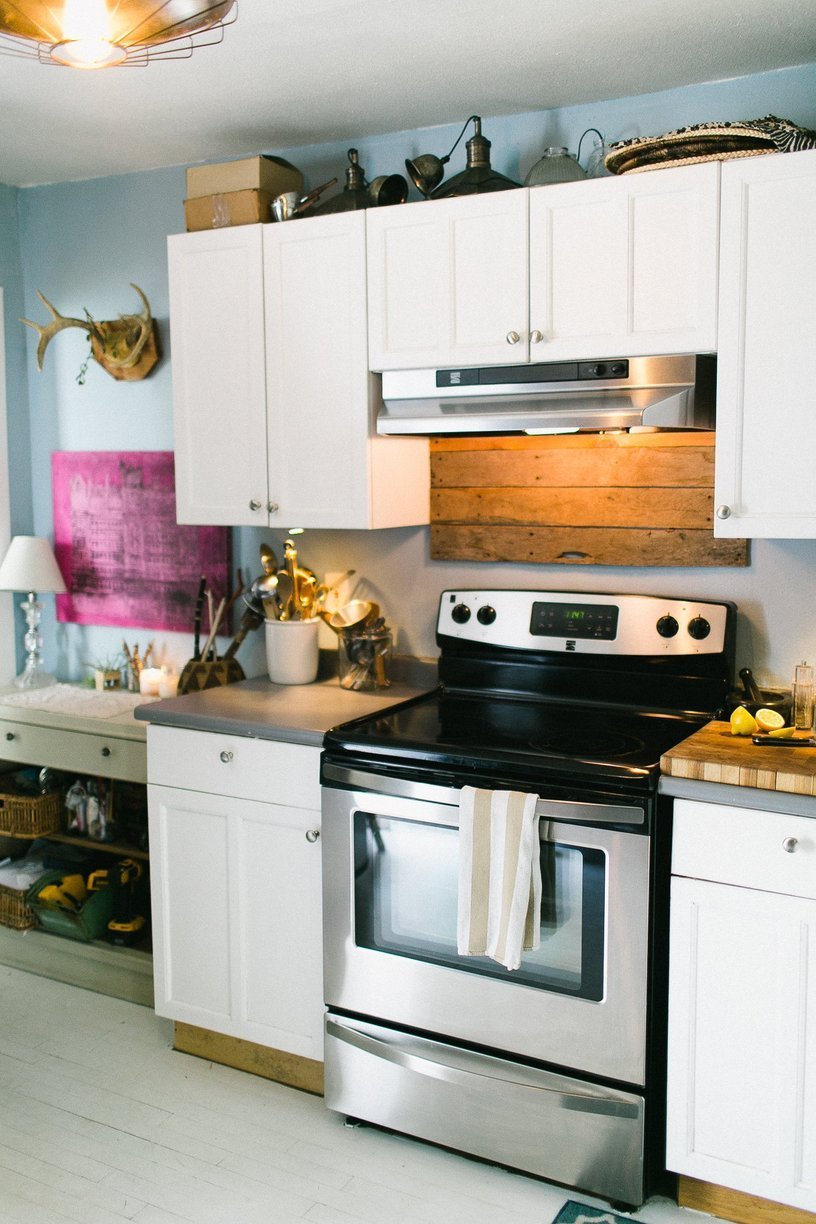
[{"xmin": 52, "ymin": 0, "xmax": 125, "ymax": 67}]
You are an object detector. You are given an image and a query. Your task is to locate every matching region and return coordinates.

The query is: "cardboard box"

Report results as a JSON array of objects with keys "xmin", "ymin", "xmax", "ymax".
[
  {"xmin": 186, "ymin": 155, "xmax": 303, "ymax": 200},
  {"xmin": 184, "ymin": 189, "xmax": 273, "ymax": 231}
]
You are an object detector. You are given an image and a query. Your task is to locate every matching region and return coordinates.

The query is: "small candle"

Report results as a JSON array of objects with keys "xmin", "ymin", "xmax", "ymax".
[
  {"xmin": 158, "ymin": 667, "xmax": 179, "ymax": 699},
  {"xmin": 139, "ymin": 667, "xmax": 162, "ymax": 696}
]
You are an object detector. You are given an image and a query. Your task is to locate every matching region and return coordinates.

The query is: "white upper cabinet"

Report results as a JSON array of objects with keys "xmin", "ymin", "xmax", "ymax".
[
  {"xmin": 264, "ymin": 212, "xmax": 427, "ymax": 529},
  {"xmin": 168, "ymin": 226, "xmax": 269, "ymax": 527},
  {"xmin": 366, "ymin": 190, "xmax": 530, "ymax": 371},
  {"xmin": 365, "ymin": 164, "xmax": 719, "ymax": 372},
  {"xmin": 529, "ymin": 162, "xmax": 720, "ymax": 361},
  {"xmin": 168, "ymin": 219, "xmax": 428, "ymax": 530},
  {"xmin": 714, "ymin": 148, "xmax": 816, "ymax": 538}
]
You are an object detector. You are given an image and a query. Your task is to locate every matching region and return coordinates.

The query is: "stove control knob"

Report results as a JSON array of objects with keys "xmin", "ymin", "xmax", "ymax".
[
  {"xmin": 451, "ymin": 603, "xmax": 471, "ymax": 624},
  {"xmin": 656, "ymin": 615, "xmax": 679, "ymax": 638},
  {"xmin": 687, "ymin": 615, "xmax": 711, "ymax": 640},
  {"xmin": 477, "ymin": 605, "xmax": 496, "ymax": 626}
]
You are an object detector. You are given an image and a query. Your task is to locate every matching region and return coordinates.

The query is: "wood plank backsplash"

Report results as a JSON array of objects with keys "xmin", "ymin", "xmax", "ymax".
[{"xmin": 430, "ymin": 431, "xmax": 748, "ymax": 567}]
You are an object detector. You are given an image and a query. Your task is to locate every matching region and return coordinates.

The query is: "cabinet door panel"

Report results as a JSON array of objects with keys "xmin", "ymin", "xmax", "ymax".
[
  {"xmin": 149, "ymin": 786, "xmax": 232, "ymax": 1026},
  {"xmin": 367, "ymin": 192, "xmax": 529, "ymax": 370},
  {"xmin": 668, "ymin": 876, "xmax": 816, "ymax": 1210},
  {"xmin": 715, "ymin": 149, "xmax": 816, "ymax": 537},
  {"xmin": 530, "ymin": 187, "xmax": 627, "ymax": 353},
  {"xmin": 530, "ymin": 164, "xmax": 718, "ymax": 361},
  {"xmin": 264, "ymin": 213, "xmax": 371, "ymax": 528},
  {"xmin": 168, "ymin": 227, "xmax": 268, "ymax": 527},
  {"xmin": 238, "ymin": 806, "xmax": 323, "ymax": 1057}
]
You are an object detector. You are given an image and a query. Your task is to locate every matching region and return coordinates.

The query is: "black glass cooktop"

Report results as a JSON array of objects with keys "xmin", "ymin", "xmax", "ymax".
[{"xmin": 324, "ymin": 690, "xmax": 706, "ymax": 788}]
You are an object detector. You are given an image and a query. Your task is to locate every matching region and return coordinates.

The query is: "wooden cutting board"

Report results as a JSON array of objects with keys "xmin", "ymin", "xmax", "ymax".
[{"xmin": 661, "ymin": 720, "xmax": 816, "ymax": 795}]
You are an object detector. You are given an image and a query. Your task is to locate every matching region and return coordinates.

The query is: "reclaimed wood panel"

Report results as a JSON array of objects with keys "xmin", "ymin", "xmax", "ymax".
[
  {"xmin": 660, "ymin": 720, "xmax": 816, "ymax": 794},
  {"xmin": 430, "ymin": 431, "xmax": 748, "ymax": 567}
]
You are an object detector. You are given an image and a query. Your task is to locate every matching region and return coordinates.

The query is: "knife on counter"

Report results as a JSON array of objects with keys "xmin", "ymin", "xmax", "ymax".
[{"xmin": 751, "ymin": 735, "xmax": 816, "ymax": 747}]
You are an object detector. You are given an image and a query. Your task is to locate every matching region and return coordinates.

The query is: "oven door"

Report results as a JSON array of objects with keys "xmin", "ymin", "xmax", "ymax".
[{"xmin": 322, "ymin": 765, "xmax": 651, "ymax": 1087}]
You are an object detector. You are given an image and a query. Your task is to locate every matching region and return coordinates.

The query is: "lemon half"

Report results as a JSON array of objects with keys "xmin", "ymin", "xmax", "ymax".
[
  {"xmin": 730, "ymin": 706, "xmax": 758, "ymax": 736},
  {"xmin": 767, "ymin": 724, "xmax": 796, "ymax": 738},
  {"xmin": 755, "ymin": 708, "xmax": 786, "ymax": 733}
]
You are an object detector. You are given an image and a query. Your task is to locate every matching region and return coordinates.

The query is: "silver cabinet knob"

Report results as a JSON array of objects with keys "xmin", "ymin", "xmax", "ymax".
[
  {"xmin": 249, "ymin": 499, "xmax": 262, "ymax": 512},
  {"xmin": 305, "ymin": 828, "xmax": 320, "ymax": 843},
  {"xmin": 267, "ymin": 502, "xmax": 279, "ymax": 515},
  {"xmin": 530, "ymin": 329, "xmax": 544, "ymax": 344},
  {"xmin": 716, "ymin": 505, "xmax": 732, "ymax": 520},
  {"xmin": 219, "ymin": 750, "xmax": 233, "ymax": 764},
  {"xmin": 783, "ymin": 836, "xmax": 799, "ymax": 853},
  {"xmin": 506, "ymin": 331, "xmax": 521, "ymax": 345},
  {"xmin": 101, "ymin": 746, "xmax": 111, "ymax": 757}
]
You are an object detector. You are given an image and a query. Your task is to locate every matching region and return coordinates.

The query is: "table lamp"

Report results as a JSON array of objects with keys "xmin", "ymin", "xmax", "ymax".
[{"xmin": 0, "ymin": 535, "xmax": 67, "ymax": 688}]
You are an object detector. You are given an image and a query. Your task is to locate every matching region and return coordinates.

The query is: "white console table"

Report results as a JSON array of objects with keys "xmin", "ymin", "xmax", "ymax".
[{"xmin": 0, "ymin": 685, "xmax": 154, "ymax": 1006}]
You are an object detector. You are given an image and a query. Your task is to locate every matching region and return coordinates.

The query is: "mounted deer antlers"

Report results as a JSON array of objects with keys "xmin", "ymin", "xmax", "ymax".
[{"xmin": 21, "ymin": 284, "xmax": 160, "ymax": 382}]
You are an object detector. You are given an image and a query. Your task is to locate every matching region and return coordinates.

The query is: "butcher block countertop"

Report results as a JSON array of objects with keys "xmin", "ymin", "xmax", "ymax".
[{"xmin": 661, "ymin": 720, "xmax": 816, "ymax": 796}]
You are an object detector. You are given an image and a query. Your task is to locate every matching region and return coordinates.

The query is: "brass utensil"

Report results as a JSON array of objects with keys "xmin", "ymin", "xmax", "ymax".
[{"xmin": 328, "ymin": 599, "xmax": 374, "ymax": 632}]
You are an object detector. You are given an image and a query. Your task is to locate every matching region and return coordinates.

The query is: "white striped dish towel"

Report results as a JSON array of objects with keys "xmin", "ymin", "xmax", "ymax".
[{"xmin": 456, "ymin": 785, "xmax": 543, "ymax": 971}]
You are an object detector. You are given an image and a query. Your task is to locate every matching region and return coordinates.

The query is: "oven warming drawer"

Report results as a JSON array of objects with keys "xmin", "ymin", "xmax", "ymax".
[{"xmin": 325, "ymin": 1013, "xmax": 646, "ymax": 1207}]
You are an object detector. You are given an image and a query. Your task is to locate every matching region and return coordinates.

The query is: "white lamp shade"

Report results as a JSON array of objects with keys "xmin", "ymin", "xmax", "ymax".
[{"xmin": 0, "ymin": 535, "xmax": 67, "ymax": 594}]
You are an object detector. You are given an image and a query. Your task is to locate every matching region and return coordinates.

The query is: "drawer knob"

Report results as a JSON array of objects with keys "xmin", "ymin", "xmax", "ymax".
[
  {"xmin": 530, "ymin": 329, "xmax": 544, "ymax": 344},
  {"xmin": 5, "ymin": 732, "xmax": 14, "ymax": 741},
  {"xmin": 101, "ymin": 746, "xmax": 111, "ymax": 758},
  {"xmin": 716, "ymin": 505, "xmax": 732, "ymax": 520},
  {"xmin": 782, "ymin": 836, "xmax": 799, "ymax": 853},
  {"xmin": 506, "ymin": 330, "xmax": 521, "ymax": 345},
  {"xmin": 305, "ymin": 828, "xmax": 320, "ymax": 843},
  {"xmin": 219, "ymin": 750, "xmax": 233, "ymax": 764},
  {"xmin": 249, "ymin": 499, "xmax": 262, "ymax": 512}
]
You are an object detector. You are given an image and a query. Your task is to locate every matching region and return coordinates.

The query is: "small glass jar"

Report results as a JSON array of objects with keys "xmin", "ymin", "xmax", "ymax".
[
  {"xmin": 524, "ymin": 147, "xmax": 587, "ymax": 187},
  {"xmin": 338, "ymin": 628, "xmax": 392, "ymax": 691}
]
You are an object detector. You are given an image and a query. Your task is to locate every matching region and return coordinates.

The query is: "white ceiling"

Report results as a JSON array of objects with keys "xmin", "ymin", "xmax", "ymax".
[{"xmin": 3, "ymin": 0, "xmax": 816, "ymax": 188}]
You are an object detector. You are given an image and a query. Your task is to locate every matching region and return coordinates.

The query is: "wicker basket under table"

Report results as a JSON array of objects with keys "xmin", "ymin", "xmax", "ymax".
[
  {"xmin": 0, "ymin": 882, "xmax": 37, "ymax": 930},
  {"xmin": 0, "ymin": 789, "xmax": 62, "ymax": 838}
]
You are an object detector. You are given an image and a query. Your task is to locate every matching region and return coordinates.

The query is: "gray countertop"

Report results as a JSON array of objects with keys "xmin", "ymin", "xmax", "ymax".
[
  {"xmin": 659, "ymin": 773, "xmax": 816, "ymax": 819},
  {"xmin": 134, "ymin": 660, "xmax": 436, "ymax": 747}
]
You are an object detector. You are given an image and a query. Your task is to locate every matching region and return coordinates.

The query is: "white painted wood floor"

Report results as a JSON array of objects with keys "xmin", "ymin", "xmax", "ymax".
[{"xmin": 0, "ymin": 966, "xmax": 711, "ymax": 1224}]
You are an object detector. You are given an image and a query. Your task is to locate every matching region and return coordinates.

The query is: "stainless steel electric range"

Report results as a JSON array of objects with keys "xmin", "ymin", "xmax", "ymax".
[{"xmin": 320, "ymin": 589, "xmax": 736, "ymax": 1208}]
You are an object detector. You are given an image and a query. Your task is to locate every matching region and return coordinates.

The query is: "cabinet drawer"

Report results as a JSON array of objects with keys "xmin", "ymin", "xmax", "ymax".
[
  {"xmin": 0, "ymin": 718, "xmax": 146, "ymax": 783},
  {"xmin": 672, "ymin": 798, "xmax": 816, "ymax": 900},
  {"xmin": 147, "ymin": 725, "xmax": 321, "ymax": 810}
]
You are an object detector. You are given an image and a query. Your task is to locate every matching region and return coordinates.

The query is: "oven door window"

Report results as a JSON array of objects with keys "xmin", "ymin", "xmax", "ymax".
[{"xmin": 353, "ymin": 812, "xmax": 605, "ymax": 998}]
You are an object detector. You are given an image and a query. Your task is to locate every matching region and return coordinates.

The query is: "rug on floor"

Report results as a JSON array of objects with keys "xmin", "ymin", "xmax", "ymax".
[{"xmin": 552, "ymin": 1202, "xmax": 633, "ymax": 1224}]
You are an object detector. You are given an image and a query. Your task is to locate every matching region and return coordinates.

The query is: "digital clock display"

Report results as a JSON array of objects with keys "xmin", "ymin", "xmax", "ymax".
[{"xmin": 530, "ymin": 601, "xmax": 619, "ymax": 640}]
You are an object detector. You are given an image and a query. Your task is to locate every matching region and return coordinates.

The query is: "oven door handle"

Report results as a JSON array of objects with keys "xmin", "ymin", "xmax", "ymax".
[
  {"xmin": 326, "ymin": 1018, "xmax": 640, "ymax": 1119},
  {"xmin": 322, "ymin": 762, "xmax": 644, "ymax": 826}
]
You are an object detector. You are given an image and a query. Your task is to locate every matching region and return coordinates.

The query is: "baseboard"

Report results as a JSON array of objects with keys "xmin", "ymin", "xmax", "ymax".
[
  {"xmin": 678, "ymin": 1175, "xmax": 816, "ymax": 1223},
  {"xmin": 173, "ymin": 1021, "xmax": 324, "ymax": 1096}
]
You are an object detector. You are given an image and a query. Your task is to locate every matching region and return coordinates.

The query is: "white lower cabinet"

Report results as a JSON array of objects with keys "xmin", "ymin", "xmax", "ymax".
[
  {"xmin": 667, "ymin": 798, "xmax": 816, "ymax": 1212},
  {"xmin": 147, "ymin": 726, "xmax": 324, "ymax": 1060}
]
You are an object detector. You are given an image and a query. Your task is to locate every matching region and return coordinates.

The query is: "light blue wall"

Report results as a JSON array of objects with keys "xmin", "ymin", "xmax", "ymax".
[
  {"xmin": 0, "ymin": 183, "xmax": 32, "ymax": 535},
  {"xmin": 7, "ymin": 61, "xmax": 816, "ymax": 687}
]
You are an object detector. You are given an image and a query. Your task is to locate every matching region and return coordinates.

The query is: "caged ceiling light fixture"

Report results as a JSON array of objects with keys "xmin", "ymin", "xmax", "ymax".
[{"xmin": 0, "ymin": 0, "xmax": 237, "ymax": 69}]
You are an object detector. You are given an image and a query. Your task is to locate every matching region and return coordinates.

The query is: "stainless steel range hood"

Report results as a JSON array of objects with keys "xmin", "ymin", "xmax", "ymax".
[{"xmin": 377, "ymin": 355, "xmax": 716, "ymax": 435}]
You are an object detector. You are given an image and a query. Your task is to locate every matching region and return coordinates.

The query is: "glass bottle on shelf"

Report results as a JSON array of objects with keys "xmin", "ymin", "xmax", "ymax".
[{"xmin": 524, "ymin": 147, "xmax": 587, "ymax": 187}]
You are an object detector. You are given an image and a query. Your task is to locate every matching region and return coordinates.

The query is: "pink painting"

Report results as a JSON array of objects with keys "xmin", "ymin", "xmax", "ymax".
[{"xmin": 53, "ymin": 451, "xmax": 230, "ymax": 632}]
